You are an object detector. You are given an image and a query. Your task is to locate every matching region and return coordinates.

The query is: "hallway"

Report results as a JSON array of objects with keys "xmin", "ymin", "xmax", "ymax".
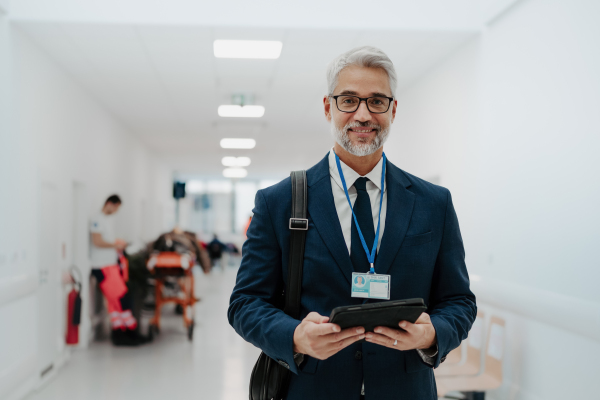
[
  {"xmin": 2, "ymin": 1, "xmax": 600, "ymax": 399},
  {"xmin": 26, "ymin": 267, "xmax": 260, "ymax": 400}
]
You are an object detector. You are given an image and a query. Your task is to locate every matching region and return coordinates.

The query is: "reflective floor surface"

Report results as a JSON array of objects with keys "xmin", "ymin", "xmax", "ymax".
[{"xmin": 26, "ymin": 266, "xmax": 261, "ymax": 400}]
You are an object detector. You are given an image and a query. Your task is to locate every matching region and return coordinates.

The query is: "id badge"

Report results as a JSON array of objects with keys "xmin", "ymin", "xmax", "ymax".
[{"xmin": 351, "ymin": 272, "xmax": 390, "ymax": 300}]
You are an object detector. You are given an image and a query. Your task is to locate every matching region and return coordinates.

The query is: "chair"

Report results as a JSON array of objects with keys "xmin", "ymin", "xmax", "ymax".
[
  {"xmin": 436, "ymin": 316, "xmax": 505, "ymax": 399},
  {"xmin": 435, "ymin": 311, "xmax": 485, "ymax": 377}
]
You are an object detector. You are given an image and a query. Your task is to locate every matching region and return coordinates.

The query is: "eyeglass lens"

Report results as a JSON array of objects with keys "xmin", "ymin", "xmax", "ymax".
[{"xmin": 336, "ymin": 96, "xmax": 390, "ymax": 113}]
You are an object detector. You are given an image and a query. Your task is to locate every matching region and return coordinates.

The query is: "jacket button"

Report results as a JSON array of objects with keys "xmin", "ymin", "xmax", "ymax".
[{"xmin": 355, "ymin": 351, "xmax": 362, "ymax": 360}]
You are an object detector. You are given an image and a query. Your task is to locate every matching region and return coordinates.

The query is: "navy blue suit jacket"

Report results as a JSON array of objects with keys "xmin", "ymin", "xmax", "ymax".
[{"xmin": 228, "ymin": 153, "xmax": 476, "ymax": 400}]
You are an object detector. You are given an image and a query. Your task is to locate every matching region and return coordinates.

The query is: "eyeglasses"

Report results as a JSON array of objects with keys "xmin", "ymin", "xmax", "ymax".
[{"xmin": 331, "ymin": 95, "xmax": 394, "ymax": 114}]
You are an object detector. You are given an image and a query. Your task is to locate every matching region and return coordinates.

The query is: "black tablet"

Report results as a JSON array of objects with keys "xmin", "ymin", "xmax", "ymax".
[{"xmin": 329, "ymin": 298, "xmax": 427, "ymax": 332}]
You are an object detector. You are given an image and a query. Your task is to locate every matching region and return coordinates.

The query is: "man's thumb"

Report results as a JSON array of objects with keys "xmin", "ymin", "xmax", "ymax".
[{"xmin": 304, "ymin": 312, "xmax": 328, "ymax": 324}]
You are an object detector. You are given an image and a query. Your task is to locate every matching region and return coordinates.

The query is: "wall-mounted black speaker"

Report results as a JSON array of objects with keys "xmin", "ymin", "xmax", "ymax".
[{"xmin": 173, "ymin": 182, "xmax": 186, "ymax": 199}]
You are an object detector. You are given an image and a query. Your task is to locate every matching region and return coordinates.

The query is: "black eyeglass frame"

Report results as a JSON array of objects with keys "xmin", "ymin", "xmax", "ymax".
[{"xmin": 330, "ymin": 94, "xmax": 394, "ymax": 114}]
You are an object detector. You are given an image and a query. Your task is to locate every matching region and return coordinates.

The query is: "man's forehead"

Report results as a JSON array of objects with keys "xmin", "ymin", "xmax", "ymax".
[
  {"xmin": 337, "ymin": 89, "xmax": 390, "ymax": 98},
  {"xmin": 334, "ymin": 66, "xmax": 392, "ymax": 96}
]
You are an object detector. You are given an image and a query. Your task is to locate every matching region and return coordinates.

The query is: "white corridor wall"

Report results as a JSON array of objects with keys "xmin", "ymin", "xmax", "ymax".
[
  {"xmin": 385, "ymin": 0, "xmax": 600, "ymax": 399},
  {"xmin": 0, "ymin": 21, "xmax": 169, "ymax": 399},
  {"xmin": 0, "ymin": 10, "xmax": 37, "ymax": 400}
]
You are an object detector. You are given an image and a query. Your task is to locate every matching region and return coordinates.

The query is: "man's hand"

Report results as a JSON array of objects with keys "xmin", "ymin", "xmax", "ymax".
[
  {"xmin": 293, "ymin": 312, "xmax": 365, "ymax": 360},
  {"xmin": 365, "ymin": 312, "xmax": 436, "ymax": 351},
  {"xmin": 114, "ymin": 239, "xmax": 127, "ymax": 250}
]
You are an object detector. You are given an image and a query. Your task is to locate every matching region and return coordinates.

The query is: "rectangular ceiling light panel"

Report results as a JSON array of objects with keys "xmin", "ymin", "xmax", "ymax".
[
  {"xmin": 220, "ymin": 138, "xmax": 256, "ymax": 149},
  {"xmin": 218, "ymin": 105, "xmax": 265, "ymax": 118},
  {"xmin": 214, "ymin": 40, "xmax": 283, "ymax": 59},
  {"xmin": 223, "ymin": 168, "xmax": 248, "ymax": 178},
  {"xmin": 222, "ymin": 156, "xmax": 251, "ymax": 167}
]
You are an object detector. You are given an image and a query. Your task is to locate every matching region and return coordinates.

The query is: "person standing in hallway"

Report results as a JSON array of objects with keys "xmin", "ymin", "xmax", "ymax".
[
  {"xmin": 90, "ymin": 194, "xmax": 147, "ymax": 346},
  {"xmin": 229, "ymin": 46, "xmax": 476, "ymax": 399},
  {"xmin": 208, "ymin": 234, "xmax": 227, "ymax": 268}
]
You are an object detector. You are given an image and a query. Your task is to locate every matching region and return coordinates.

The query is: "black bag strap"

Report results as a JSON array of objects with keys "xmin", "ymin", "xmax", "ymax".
[{"xmin": 284, "ymin": 170, "xmax": 307, "ymax": 320}]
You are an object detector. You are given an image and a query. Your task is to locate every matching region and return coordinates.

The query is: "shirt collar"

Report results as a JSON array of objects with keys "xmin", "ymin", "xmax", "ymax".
[{"xmin": 328, "ymin": 147, "xmax": 386, "ymax": 192}]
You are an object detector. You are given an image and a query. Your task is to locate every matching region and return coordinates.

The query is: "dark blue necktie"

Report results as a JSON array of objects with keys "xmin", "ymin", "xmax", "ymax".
[{"xmin": 350, "ymin": 177, "xmax": 376, "ymax": 273}]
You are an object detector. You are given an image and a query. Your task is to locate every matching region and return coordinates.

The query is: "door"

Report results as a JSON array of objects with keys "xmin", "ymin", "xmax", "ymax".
[
  {"xmin": 38, "ymin": 181, "xmax": 59, "ymax": 376},
  {"xmin": 71, "ymin": 181, "xmax": 89, "ymax": 347}
]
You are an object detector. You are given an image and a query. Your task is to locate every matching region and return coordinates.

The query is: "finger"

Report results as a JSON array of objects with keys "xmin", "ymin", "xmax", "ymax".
[
  {"xmin": 367, "ymin": 332, "xmax": 412, "ymax": 350},
  {"xmin": 398, "ymin": 321, "xmax": 421, "ymax": 335},
  {"xmin": 325, "ymin": 326, "xmax": 365, "ymax": 343},
  {"xmin": 325, "ymin": 332, "xmax": 366, "ymax": 358},
  {"xmin": 304, "ymin": 312, "xmax": 329, "ymax": 324},
  {"xmin": 373, "ymin": 326, "xmax": 407, "ymax": 340},
  {"xmin": 414, "ymin": 312, "xmax": 430, "ymax": 324},
  {"xmin": 312, "ymin": 322, "xmax": 342, "ymax": 336},
  {"xmin": 364, "ymin": 332, "xmax": 397, "ymax": 348}
]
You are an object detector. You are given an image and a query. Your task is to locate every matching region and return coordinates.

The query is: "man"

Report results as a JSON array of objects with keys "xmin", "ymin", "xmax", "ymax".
[
  {"xmin": 90, "ymin": 194, "xmax": 146, "ymax": 346},
  {"xmin": 228, "ymin": 46, "xmax": 476, "ymax": 399}
]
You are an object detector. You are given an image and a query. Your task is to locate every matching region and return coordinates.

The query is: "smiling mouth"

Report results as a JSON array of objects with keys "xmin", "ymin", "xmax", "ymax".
[{"xmin": 348, "ymin": 128, "xmax": 377, "ymax": 136}]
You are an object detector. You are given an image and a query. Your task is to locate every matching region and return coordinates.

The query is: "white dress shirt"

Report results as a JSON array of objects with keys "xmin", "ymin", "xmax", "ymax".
[
  {"xmin": 327, "ymin": 149, "xmax": 436, "ymax": 389},
  {"xmin": 328, "ymin": 148, "xmax": 387, "ymax": 256}
]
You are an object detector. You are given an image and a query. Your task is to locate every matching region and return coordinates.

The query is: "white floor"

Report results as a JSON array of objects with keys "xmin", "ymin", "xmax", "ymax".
[{"xmin": 26, "ymin": 266, "xmax": 261, "ymax": 400}]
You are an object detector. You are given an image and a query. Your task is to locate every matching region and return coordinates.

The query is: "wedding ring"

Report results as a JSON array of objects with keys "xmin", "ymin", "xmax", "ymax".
[{"xmin": 393, "ymin": 339, "xmax": 398, "ymax": 346}]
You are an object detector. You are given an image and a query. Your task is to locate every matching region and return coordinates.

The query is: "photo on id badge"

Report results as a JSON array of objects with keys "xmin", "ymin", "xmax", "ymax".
[
  {"xmin": 352, "ymin": 272, "xmax": 390, "ymax": 299},
  {"xmin": 354, "ymin": 275, "xmax": 366, "ymax": 288},
  {"xmin": 351, "ymin": 273, "xmax": 370, "ymax": 298}
]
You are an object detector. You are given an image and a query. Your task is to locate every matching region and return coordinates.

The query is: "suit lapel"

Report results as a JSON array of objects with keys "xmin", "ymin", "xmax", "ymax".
[
  {"xmin": 375, "ymin": 160, "xmax": 415, "ymax": 276},
  {"xmin": 307, "ymin": 154, "xmax": 354, "ymax": 285}
]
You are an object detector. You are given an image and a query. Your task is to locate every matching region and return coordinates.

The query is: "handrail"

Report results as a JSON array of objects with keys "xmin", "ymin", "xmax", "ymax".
[
  {"xmin": 0, "ymin": 274, "xmax": 38, "ymax": 308},
  {"xmin": 471, "ymin": 275, "xmax": 600, "ymax": 342}
]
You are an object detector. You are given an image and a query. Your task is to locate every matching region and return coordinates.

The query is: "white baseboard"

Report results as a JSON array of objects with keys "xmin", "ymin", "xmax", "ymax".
[
  {"xmin": 0, "ymin": 347, "xmax": 72, "ymax": 400},
  {"xmin": 6, "ymin": 374, "xmax": 37, "ymax": 400},
  {"xmin": 32, "ymin": 347, "xmax": 71, "ymax": 393},
  {"xmin": 5, "ymin": 376, "xmax": 36, "ymax": 400}
]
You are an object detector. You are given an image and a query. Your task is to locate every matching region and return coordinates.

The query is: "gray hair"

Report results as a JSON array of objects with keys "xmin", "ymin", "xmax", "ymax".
[{"xmin": 326, "ymin": 46, "xmax": 397, "ymax": 98}]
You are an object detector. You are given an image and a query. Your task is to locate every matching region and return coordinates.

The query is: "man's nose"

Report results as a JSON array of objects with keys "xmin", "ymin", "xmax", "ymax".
[{"xmin": 353, "ymin": 101, "xmax": 372, "ymax": 122}]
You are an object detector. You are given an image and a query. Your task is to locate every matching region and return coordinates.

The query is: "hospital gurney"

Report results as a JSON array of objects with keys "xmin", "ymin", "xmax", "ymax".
[{"xmin": 146, "ymin": 252, "xmax": 198, "ymax": 340}]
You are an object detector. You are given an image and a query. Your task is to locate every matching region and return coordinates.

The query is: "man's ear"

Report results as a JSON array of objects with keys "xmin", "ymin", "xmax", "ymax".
[
  {"xmin": 390, "ymin": 99, "xmax": 397, "ymax": 123},
  {"xmin": 324, "ymin": 96, "xmax": 332, "ymax": 122}
]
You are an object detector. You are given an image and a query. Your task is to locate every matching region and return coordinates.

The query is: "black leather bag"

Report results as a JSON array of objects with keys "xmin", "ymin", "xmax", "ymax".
[{"xmin": 249, "ymin": 170, "xmax": 308, "ymax": 400}]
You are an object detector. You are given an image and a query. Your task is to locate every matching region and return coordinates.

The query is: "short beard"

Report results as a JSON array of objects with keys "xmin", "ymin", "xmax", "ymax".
[{"xmin": 331, "ymin": 121, "xmax": 390, "ymax": 157}]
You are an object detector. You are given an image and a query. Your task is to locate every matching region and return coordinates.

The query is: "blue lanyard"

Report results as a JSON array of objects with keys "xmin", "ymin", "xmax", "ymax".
[{"xmin": 334, "ymin": 151, "xmax": 386, "ymax": 274}]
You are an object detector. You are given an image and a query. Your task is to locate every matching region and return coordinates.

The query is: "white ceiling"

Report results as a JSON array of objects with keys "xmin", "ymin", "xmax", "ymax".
[
  {"xmin": 16, "ymin": 22, "xmax": 477, "ymax": 179},
  {"xmin": 11, "ymin": 0, "xmax": 488, "ymax": 30}
]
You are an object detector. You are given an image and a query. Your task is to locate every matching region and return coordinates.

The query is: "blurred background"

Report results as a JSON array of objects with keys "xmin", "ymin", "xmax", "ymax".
[{"xmin": 0, "ymin": 0, "xmax": 599, "ymax": 399}]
